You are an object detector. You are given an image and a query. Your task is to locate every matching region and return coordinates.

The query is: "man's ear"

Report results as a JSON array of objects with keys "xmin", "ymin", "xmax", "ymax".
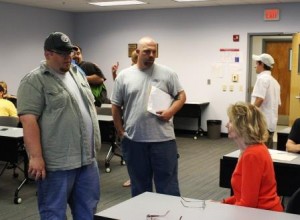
[{"xmin": 44, "ymin": 50, "xmax": 52, "ymax": 58}]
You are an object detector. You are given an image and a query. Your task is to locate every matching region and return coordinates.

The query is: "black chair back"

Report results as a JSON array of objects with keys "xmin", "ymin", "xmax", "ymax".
[
  {"xmin": 286, "ymin": 187, "xmax": 300, "ymax": 215},
  {"xmin": 0, "ymin": 116, "xmax": 19, "ymax": 127}
]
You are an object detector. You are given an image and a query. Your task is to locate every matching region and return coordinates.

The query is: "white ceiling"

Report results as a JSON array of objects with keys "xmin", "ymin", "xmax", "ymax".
[{"xmin": 0, "ymin": 0, "xmax": 300, "ymax": 12}]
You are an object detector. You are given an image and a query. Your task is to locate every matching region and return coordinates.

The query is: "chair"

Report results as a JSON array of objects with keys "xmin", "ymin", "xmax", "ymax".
[
  {"xmin": 0, "ymin": 116, "xmax": 19, "ymax": 127},
  {"xmin": 0, "ymin": 116, "xmax": 29, "ymax": 204},
  {"xmin": 286, "ymin": 187, "xmax": 300, "ymax": 214},
  {"xmin": 6, "ymin": 96, "xmax": 17, "ymax": 108},
  {"xmin": 97, "ymin": 104, "xmax": 125, "ymax": 173},
  {"xmin": 96, "ymin": 104, "xmax": 112, "ymax": 115}
]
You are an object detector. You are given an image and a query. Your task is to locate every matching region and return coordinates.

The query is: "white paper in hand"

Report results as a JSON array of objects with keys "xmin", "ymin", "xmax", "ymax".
[{"xmin": 147, "ymin": 86, "xmax": 173, "ymax": 115}]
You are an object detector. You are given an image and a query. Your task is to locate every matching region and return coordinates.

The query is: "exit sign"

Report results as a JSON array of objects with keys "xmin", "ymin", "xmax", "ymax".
[{"xmin": 264, "ymin": 9, "xmax": 280, "ymax": 21}]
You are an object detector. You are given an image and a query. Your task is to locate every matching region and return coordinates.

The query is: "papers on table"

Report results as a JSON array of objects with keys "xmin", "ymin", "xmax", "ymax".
[
  {"xmin": 269, "ymin": 150, "xmax": 297, "ymax": 162},
  {"xmin": 147, "ymin": 86, "xmax": 173, "ymax": 116}
]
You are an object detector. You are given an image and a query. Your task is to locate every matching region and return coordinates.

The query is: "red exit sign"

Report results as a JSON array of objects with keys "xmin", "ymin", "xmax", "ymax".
[{"xmin": 264, "ymin": 9, "xmax": 280, "ymax": 21}]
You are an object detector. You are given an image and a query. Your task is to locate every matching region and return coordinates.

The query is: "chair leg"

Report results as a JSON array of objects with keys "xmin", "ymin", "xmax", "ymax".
[
  {"xmin": 105, "ymin": 146, "xmax": 114, "ymax": 173},
  {"xmin": 0, "ymin": 162, "xmax": 9, "ymax": 176},
  {"xmin": 104, "ymin": 142, "xmax": 125, "ymax": 173},
  {"xmin": 14, "ymin": 177, "xmax": 28, "ymax": 204},
  {"xmin": 13, "ymin": 148, "xmax": 30, "ymax": 204}
]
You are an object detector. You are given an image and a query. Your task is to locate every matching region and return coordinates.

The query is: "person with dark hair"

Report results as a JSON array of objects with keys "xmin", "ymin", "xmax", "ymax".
[
  {"xmin": 111, "ymin": 36, "xmax": 186, "ymax": 197},
  {"xmin": 0, "ymin": 81, "xmax": 17, "ymax": 106},
  {"xmin": 286, "ymin": 118, "xmax": 300, "ymax": 153},
  {"xmin": 223, "ymin": 102, "xmax": 283, "ymax": 212},
  {"xmin": 17, "ymin": 32, "xmax": 101, "ymax": 219},
  {"xmin": 252, "ymin": 53, "xmax": 281, "ymax": 149},
  {"xmin": 73, "ymin": 45, "xmax": 109, "ymax": 106},
  {"xmin": 0, "ymin": 84, "xmax": 17, "ymax": 117}
]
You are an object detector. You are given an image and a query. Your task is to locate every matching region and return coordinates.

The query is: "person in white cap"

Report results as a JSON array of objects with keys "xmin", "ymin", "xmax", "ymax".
[{"xmin": 252, "ymin": 53, "xmax": 281, "ymax": 149}]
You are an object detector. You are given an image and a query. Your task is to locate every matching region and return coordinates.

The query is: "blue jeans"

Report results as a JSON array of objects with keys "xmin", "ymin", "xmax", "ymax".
[
  {"xmin": 121, "ymin": 138, "xmax": 180, "ymax": 197},
  {"xmin": 37, "ymin": 159, "xmax": 100, "ymax": 220}
]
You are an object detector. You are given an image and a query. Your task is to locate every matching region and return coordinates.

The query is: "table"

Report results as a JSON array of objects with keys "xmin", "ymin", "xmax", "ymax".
[
  {"xmin": 277, "ymin": 127, "xmax": 291, "ymax": 151},
  {"xmin": 97, "ymin": 115, "xmax": 124, "ymax": 173},
  {"xmin": 0, "ymin": 126, "xmax": 23, "ymax": 163},
  {"xmin": 174, "ymin": 101, "xmax": 209, "ymax": 139},
  {"xmin": 219, "ymin": 149, "xmax": 300, "ymax": 196},
  {"xmin": 94, "ymin": 192, "xmax": 299, "ymax": 220},
  {"xmin": 96, "ymin": 104, "xmax": 112, "ymax": 115},
  {"xmin": 0, "ymin": 126, "xmax": 28, "ymax": 204}
]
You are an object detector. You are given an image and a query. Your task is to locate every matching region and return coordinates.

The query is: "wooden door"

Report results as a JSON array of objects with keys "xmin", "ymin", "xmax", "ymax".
[
  {"xmin": 289, "ymin": 33, "xmax": 300, "ymax": 125},
  {"xmin": 265, "ymin": 41, "xmax": 291, "ymax": 125}
]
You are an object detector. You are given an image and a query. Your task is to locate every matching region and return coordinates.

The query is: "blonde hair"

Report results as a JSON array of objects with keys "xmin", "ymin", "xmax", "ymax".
[
  {"xmin": 227, "ymin": 102, "xmax": 268, "ymax": 145},
  {"xmin": 131, "ymin": 50, "xmax": 138, "ymax": 64}
]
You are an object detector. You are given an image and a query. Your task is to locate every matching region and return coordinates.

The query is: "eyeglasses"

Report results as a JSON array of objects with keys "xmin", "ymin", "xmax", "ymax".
[
  {"xmin": 146, "ymin": 210, "xmax": 169, "ymax": 220},
  {"xmin": 146, "ymin": 210, "xmax": 183, "ymax": 220},
  {"xmin": 49, "ymin": 50, "xmax": 74, "ymax": 58},
  {"xmin": 180, "ymin": 196, "xmax": 206, "ymax": 209}
]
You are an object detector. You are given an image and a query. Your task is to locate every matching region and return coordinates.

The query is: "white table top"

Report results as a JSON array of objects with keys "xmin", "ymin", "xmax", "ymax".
[
  {"xmin": 95, "ymin": 192, "xmax": 299, "ymax": 220},
  {"xmin": 224, "ymin": 149, "xmax": 300, "ymax": 166},
  {"xmin": 277, "ymin": 127, "xmax": 291, "ymax": 134},
  {"xmin": 100, "ymin": 104, "xmax": 112, "ymax": 108},
  {"xmin": 97, "ymin": 115, "xmax": 113, "ymax": 122},
  {"xmin": 184, "ymin": 101, "xmax": 210, "ymax": 105},
  {"xmin": 0, "ymin": 126, "xmax": 23, "ymax": 138}
]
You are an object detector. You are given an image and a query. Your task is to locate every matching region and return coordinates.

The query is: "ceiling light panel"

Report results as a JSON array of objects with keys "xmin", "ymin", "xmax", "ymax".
[{"xmin": 89, "ymin": 1, "xmax": 146, "ymax": 7}]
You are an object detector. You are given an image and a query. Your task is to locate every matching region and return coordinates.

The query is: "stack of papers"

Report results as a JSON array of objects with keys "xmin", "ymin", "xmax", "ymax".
[
  {"xmin": 269, "ymin": 150, "xmax": 297, "ymax": 161},
  {"xmin": 147, "ymin": 86, "xmax": 173, "ymax": 116}
]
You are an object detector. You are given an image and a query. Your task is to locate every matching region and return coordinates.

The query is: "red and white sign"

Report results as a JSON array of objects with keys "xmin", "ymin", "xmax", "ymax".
[{"xmin": 264, "ymin": 9, "xmax": 280, "ymax": 21}]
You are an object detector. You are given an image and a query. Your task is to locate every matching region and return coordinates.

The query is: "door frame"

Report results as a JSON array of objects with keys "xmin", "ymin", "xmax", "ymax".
[{"xmin": 247, "ymin": 32, "xmax": 294, "ymax": 103}]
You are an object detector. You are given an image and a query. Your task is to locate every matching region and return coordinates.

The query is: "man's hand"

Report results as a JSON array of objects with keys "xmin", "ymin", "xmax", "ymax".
[
  {"xmin": 28, "ymin": 155, "xmax": 46, "ymax": 181},
  {"xmin": 156, "ymin": 110, "xmax": 173, "ymax": 121}
]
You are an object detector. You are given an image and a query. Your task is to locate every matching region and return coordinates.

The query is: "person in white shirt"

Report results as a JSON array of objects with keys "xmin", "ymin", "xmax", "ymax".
[{"xmin": 252, "ymin": 53, "xmax": 281, "ymax": 149}]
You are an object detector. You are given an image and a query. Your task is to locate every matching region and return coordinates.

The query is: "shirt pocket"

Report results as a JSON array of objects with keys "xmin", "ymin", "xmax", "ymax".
[
  {"xmin": 81, "ymin": 82, "xmax": 95, "ymax": 103},
  {"xmin": 45, "ymin": 89, "xmax": 68, "ymax": 110}
]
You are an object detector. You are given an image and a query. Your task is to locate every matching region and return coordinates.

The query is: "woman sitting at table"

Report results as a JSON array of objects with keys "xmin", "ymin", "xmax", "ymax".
[
  {"xmin": 223, "ymin": 102, "xmax": 283, "ymax": 212},
  {"xmin": 0, "ymin": 84, "xmax": 17, "ymax": 117},
  {"xmin": 0, "ymin": 81, "xmax": 17, "ymax": 107}
]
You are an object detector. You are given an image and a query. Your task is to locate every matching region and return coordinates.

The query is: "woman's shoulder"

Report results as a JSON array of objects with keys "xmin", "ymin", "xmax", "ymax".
[{"xmin": 244, "ymin": 144, "xmax": 269, "ymax": 157}]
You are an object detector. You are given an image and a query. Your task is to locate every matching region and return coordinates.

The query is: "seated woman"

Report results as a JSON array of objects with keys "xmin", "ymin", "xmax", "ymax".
[
  {"xmin": 286, "ymin": 118, "xmax": 300, "ymax": 153},
  {"xmin": 0, "ymin": 84, "xmax": 17, "ymax": 117},
  {"xmin": 0, "ymin": 81, "xmax": 17, "ymax": 107},
  {"xmin": 223, "ymin": 102, "xmax": 283, "ymax": 212}
]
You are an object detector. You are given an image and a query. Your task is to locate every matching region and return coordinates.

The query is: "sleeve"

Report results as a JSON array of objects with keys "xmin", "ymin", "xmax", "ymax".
[
  {"xmin": 288, "ymin": 118, "xmax": 300, "ymax": 142},
  {"xmin": 223, "ymin": 196, "xmax": 236, "ymax": 204},
  {"xmin": 168, "ymin": 71, "xmax": 184, "ymax": 98},
  {"xmin": 110, "ymin": 74, "xmax": 123, "ymax": 107},
  {"xmin": 81, "ymin": 62, "xmax": 106, "ymax": 80},
  {"xmin": 92, "ymin": 64, "xmax": 106, "ymax": 80},
  {"xmin": 252, "ymin": 77, "xmax": 269, "ymax": 99},
  {"xmin": 236, "ymin": 152, "xmax": 263, "ymax": 208},
  {"xmin": 17, "ymin": 77, "xmax": 45, "ymax": 117}
]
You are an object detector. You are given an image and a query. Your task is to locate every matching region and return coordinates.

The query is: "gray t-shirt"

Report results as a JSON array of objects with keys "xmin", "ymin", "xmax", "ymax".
[
  {"xmin": 55, "ymin": 71, "xmax": 94, "ymax": 155},
  {"xmin": 111, "ymin": 63, "xmax": 183, "ymax": 142}
]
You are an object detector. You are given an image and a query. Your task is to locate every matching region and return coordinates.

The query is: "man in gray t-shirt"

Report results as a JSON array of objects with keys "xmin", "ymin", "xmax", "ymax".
[{"xmin": 111, "ymin": 36, "xmax": 186, "ymax": 197}]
